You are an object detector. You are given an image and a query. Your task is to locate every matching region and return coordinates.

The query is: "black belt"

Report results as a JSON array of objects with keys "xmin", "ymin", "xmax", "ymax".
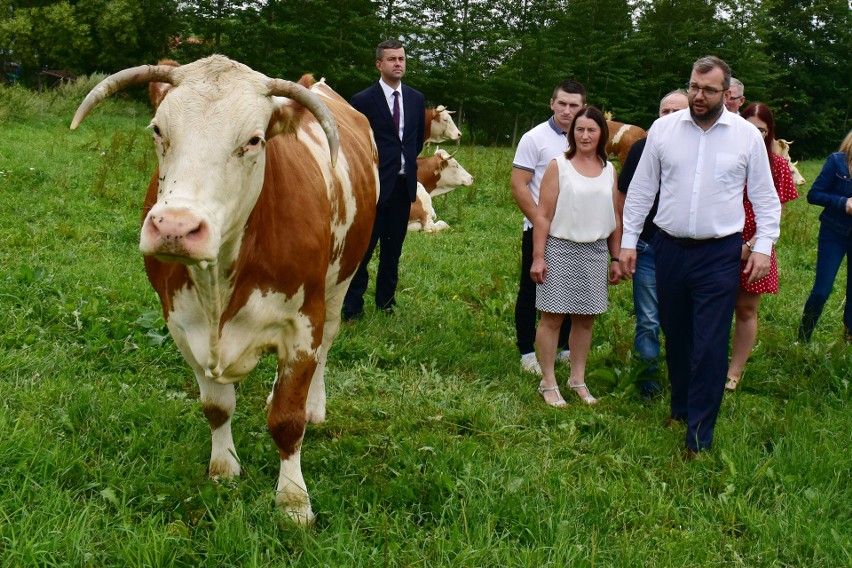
[{"xmin": 659, "ymin": 230, "xmax": 738, "ymax": 249}]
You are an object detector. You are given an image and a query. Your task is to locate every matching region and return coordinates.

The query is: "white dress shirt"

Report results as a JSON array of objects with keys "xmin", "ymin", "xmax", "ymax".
[
  {"xmin": 621, "ymin": 109, "xmax": 781, "ymax": 255},
  {"xmin": 379, "ymin": 78, "xmax": 405, "ymax": 173}
]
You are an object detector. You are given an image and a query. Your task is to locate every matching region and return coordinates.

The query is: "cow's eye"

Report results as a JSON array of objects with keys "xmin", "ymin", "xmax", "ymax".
[
  {"xmin": 152, "ymin": 125, "xmax": 162, "ymax": 137},
  {"xmin": 248, "ymin": 136, "xmax": 262, "ymax": 146}
]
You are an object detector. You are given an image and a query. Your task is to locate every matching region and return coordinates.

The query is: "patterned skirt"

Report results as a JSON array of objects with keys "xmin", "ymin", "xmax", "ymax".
[{"xmin": 536, "ymin": 236, "xmax": 609, "ymax": 315}]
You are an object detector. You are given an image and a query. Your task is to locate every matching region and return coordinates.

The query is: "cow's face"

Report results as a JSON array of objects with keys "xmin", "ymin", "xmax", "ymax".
[
  {"xmin": 140, "ymin": 78, "xmax": 274, "ymax": 266},
  {"xmin": 430, "ymin": 107, "xmax": 461, "ymax": 142},
  {"xmin": 429, "ymin": 149, "xmax": 473, "ymax": 197},
  {"xmin": 71, "ymin": 55, "xmax": 338, "ymax": 269}
]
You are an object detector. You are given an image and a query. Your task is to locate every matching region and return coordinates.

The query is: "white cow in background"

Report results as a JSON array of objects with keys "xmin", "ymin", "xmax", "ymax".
[
  {"xmin": 409, "ymin": 183, "xmax": 449, "ymax": 233},
  {"xmin": 774, "ymin": 138, "xmax": 806, "ymax": 186},
  {"xmin": 424, "ymin": 106, "xmax": 462, "ymax": 145},
  {"xmin": 408, "ymin": 148, "xmax": 474, "ymax": 233}
]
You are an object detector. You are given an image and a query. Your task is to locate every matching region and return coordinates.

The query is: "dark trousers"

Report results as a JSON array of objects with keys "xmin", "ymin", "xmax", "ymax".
[
  {"xmin": 343, "ymin": 177, "xmax": 412, "ymax": 318},
  {"xmin": 654, "ymin": 232, "xmax": 741, "ymax": 452},
  {"xmin": 799, "ymin": 223, "xmax": 852, "ymax": 341},
  {"xmin": 515, "ymin": 228, "xmax": 571, "ymax": 355}
]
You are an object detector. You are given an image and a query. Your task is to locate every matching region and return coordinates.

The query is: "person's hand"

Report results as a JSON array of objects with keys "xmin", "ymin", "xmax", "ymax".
[
  {"xmin": 845, "ymin": 197, "xmax": 852, "ymax": 215},
  {"xmin": 743, "ymin": 251, "xmax": 770, "ymax": 285},
  {"xmin": 530, "ymin": 258, "xmax": 547, "ymax": 284},
  {"xmin": 619, "ymin": 249, "xmax": 637, "ymax": 280},
  {"xmin": 608, "ymin": 260, "xmax": 622, "ymax": 285}
]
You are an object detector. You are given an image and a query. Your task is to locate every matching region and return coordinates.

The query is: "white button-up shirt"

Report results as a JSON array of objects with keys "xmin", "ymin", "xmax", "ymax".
[
  {"xmin": 622, "ymin": 109, "xmax": 781, "ymax": 255},
  {"xmin": 379, "ymin": 78, "xmax": 405, "ymax": 173}
]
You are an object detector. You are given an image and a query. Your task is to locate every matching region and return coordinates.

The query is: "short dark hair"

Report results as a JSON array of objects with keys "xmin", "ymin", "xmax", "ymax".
[
  {"xmin": 552, "ymin": 80, "xmax": 586, "ymax": 104},
  {"xmin": 376, "ymin": 39, "xmax": 404, "ymax": 61},
  {"xmin": 566, "ymin": 106, "xmax": 609, "ymax": 164},
  {"xmin": 692, "ymin": 56, "xmax": 731, "ymax": 90}
]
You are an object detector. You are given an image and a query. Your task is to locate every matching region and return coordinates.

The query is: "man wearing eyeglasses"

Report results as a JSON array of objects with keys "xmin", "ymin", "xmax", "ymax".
[
  {"xmin": 726, "ymin": 77, "xmax": 746, "ymax": 114},
  {"xmin": 619, "ymin": 56, "xmax": 781, "ymax": 459}
]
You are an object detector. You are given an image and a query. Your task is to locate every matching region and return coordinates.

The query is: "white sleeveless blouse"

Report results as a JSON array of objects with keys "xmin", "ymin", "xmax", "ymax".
[{"xmin": 549, "ymin": 156, "xmax": 616, "ymax": 243}]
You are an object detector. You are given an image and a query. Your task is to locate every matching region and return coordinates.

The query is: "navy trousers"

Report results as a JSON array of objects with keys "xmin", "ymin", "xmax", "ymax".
[
  {"xmin": 653, "ymin": 232, "xmax": 741, "ymax": 452},
  {"xmin": 343, "ymin": 176, "xmax": 412, "ymax": 318}
]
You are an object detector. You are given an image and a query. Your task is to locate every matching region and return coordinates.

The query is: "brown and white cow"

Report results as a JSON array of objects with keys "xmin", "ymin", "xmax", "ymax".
[
  {"xmin": 407, "ymin": 149, "xmax": 474, "ymax": 233},
  {"xmin": 424, "ymin": 105, "xmax": 462, "ymax": 145},
  {"xmin": 71, "ymin": 55, "xmax": 378, "ymax": 523},
  {"xmin": 416, "ymin": 148, "xmax": 474, "ymax": 197},
  {"xmin": 408, "ymin": 183, "xmax": 449, "ymax": 233},
  {"xmin": 774, "ymin": 138, "xmax": 806, "ymax": 186},
  {"xmin": 606, "ymin": 119, "xmax": 647, "ymax": 166}
]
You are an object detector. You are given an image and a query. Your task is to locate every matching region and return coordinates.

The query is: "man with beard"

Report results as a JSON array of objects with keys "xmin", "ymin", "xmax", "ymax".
[{"xmin": 619, "ymin": 56, "xmax": 781, "ymax": 458}]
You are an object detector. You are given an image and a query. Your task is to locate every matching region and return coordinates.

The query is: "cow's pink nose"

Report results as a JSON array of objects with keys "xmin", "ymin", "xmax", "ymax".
[{"xmin": 143, "ymin": 209, "xmax": 209, "ymax": 253}]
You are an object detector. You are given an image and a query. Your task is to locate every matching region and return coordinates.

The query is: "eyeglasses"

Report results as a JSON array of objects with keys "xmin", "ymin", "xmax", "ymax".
[{"xmin": 686, "ymin": 82, "xmax": 725, "ymax": 96}]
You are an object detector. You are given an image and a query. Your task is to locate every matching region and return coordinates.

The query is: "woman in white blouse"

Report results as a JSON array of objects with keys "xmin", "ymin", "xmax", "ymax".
[{"xmin": 530, "ymin": 106, "xmax": 622, "ymax": 406}]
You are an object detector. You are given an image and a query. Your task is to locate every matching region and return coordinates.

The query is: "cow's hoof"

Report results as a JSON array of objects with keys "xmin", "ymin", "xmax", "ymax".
[
  {"xmin": 209, "ymin": 457, "xmax": 240, "ymax": 479},
  {"xmin": 305, "ymin": 406, "xmax": 326, "ymax": 424},
  {"xmin": 275, "ymin": 493, "xmax": 314, "ymax": 525}
]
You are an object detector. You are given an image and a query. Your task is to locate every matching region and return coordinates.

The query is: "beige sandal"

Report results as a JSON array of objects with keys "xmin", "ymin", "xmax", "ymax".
[
  {"xmin": 568, "ymin": 382, "xmax": 598, "ymax": 405},
  {"xmin": 538, "ymin": 384, "xmax": 567, "ymax": 408}
]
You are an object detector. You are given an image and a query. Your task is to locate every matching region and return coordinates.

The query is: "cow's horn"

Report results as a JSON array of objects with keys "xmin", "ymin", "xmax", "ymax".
[
  {"xmin": 70, "ymin": 64, "xmax": 177, "ymax": 130},
  {"xmin": 267, "ymin": 79, "xmax": 339, "ymax": 168}
]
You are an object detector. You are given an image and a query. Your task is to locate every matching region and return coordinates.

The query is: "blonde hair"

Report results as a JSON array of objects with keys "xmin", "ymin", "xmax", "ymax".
[{"xmin": 841, "ymin": 129, "xmax": 852, "ymax": 172}]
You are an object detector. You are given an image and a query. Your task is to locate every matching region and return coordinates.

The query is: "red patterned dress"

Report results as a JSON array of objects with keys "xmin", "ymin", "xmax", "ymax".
[{"xmin": 740, "ymin": 152, "xmax": 799, "ymax": 293}]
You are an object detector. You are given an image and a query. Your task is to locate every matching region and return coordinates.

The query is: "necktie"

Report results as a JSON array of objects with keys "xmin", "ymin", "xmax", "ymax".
[{"xmin": 392, "ymin": 91, "xmax": 400, "ymax": 136}]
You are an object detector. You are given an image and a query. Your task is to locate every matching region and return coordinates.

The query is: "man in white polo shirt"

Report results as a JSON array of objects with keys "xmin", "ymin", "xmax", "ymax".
[{"xmin": 511, "ymin": 80, "xmax": 586, "ymax": 378}]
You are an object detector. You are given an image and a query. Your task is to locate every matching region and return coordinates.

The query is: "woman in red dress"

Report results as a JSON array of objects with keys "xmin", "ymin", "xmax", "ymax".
[{"xmin": 726, "ymin": 103, "xmax": 799, "ymax": 390}]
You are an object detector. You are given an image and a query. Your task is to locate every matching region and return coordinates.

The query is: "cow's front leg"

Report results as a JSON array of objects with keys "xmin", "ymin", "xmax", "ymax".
[
  {"xmin": 268, "ymin": 352, "xmax": 317, "ymax": 523},
  {"xmin": 197, "ymin": 372, "xmax": 240, "ymax": 479}
]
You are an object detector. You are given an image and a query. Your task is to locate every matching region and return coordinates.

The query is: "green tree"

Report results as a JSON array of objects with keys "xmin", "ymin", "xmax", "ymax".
[
  {"xmin": 760, "ymin": 0, "xmax": 851, "ymax": 157},
  {"xmin": 0, "ymin": 1, "xmax": 91, "ymax": 73},
  {"xmin": 0, "ymin": 0, "xmax": 180, "ymax": 78},
  {"xmin": 543, "ymin": 0, "xmax": 640, "ymax": 121},
  {"xmin": 629, "ymin": 0, "xmax": 724, "ymax": 127}
]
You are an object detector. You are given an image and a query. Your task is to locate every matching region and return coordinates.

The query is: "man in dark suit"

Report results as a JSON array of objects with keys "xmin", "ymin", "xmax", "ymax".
[{"xmin": 343, "ymin": 39, "xmax": 426, "ymax": 321}]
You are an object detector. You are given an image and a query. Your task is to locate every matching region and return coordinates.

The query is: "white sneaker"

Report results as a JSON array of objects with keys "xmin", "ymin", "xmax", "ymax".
[
  {"xmin": 557, "ymin": 350, "xmax": 571, "ymax": 365},
  {"xmin": 520, "ymin": 352, "xmax": 542, "ymax": 376}
]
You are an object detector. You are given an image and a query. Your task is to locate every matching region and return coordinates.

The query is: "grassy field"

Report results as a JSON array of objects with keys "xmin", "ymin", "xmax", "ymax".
[{"xmin": 1, "ymin": 82, "xmax": 850, "ymax": 567}]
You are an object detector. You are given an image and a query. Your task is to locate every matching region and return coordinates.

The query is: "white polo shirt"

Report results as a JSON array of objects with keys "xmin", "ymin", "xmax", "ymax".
[{"xmin": 512, "ymin": 117, "xmax": 570, "ymax": 230}]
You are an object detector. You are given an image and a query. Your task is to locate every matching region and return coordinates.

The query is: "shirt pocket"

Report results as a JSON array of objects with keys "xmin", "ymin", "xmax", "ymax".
[{"xmin": 714, "ymin": 152, "xmax": 746, "ymax": 186}]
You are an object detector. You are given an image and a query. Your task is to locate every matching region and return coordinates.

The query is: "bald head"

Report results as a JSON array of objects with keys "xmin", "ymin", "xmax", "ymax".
[{"xmin": 659, "ymin": 90, "xmax": 688, "ymax": 117}]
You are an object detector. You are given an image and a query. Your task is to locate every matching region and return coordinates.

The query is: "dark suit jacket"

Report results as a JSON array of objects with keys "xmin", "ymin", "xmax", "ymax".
[{"xmin": 350, "ymin": 82, "xmax": 425, "ymax": 203}]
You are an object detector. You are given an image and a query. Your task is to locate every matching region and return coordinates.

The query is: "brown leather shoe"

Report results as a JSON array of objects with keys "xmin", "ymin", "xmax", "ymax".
[
  {"xmin": 664, "ymin": 415, "xmax": 686, "ymax": 428},
  {"xmin": 685, "ymin": 448, "xmax": 707, "ymax": 461}
]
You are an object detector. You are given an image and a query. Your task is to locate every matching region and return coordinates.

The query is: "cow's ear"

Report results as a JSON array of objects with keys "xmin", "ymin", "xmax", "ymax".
[
  {"xmin": 266, "ymin": 99, "xmax": 308, "ymax": 139},
  {"xmin": 439, "ymin": 159, "xmax": 449, "ymax": 171}
]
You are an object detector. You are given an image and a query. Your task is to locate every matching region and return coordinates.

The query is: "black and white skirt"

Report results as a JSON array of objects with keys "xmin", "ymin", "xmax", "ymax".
[{"xmin": 536, "ymin": 236, "xmax": 609, "ymax": 315}]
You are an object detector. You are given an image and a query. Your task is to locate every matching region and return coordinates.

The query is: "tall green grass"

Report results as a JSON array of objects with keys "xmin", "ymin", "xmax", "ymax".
[{"xmin": 0, "ymin": 85, "xmax": 849, "ymax": 567}]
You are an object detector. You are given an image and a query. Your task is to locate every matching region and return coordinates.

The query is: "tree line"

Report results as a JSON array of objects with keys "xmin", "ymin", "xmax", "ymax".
[{"xmin": 1, "ymin": 0, "xmax": 849, "ymax": 157}]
